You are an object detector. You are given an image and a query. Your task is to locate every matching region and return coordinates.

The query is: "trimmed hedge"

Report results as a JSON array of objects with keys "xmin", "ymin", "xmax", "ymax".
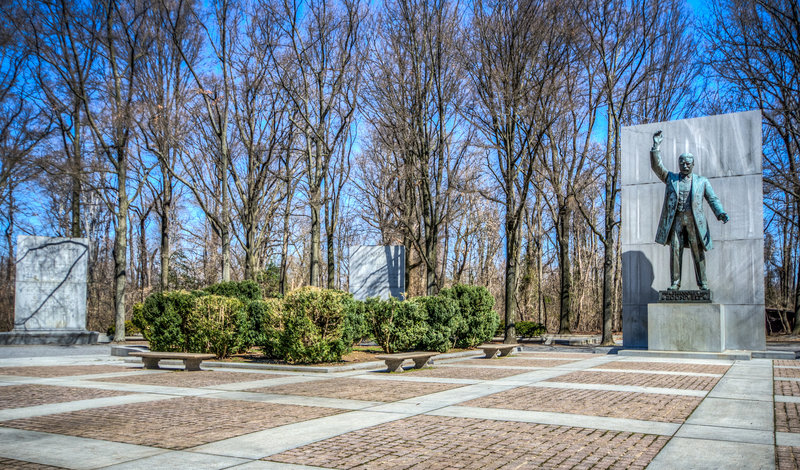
[
  {"xmin": 412, "ymin": 295, "xmax": 462, "ymax": 353},
  {"xmin": 186, "ymin": 295, "xmax": 247, "ymax": 358},
  {"xmin": 249, "ymin": 298, "xmax": 283, "ymax": 356},
  {"xmin": 132, "ymin": 290, "xmax": 195, "ymax": 352},
  {"xmin": 275, "ymin": 286, "xmax": 362, "ymax": 363},
  {"xmin": 516, "ymin": 321, "xmax": 546, "ymax": 337},
  {"xmin": 365, "ymin": 297, "xmax": 428, "ymax": 353},
  {"xmin": 134, "ymin": 282, "xmax": 499, "ymax": 362},
  {"xmin": 441, "ymin": 284, "xmax": 499, "ymax": 348},
  {"xmin": 132, "ymin": 290, "xmax": 250, "ymax": 358}
]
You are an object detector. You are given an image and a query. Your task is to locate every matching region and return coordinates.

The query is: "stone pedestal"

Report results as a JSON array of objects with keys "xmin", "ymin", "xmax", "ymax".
[{"xmin": 648, "ymin": 303, "xmax": 725, "ymax": 352}]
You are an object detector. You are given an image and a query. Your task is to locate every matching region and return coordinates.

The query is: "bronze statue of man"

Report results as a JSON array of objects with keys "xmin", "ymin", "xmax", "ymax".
[{"xmin": 650, "ymin": 130, "xmax": 728, "ymax": 291}]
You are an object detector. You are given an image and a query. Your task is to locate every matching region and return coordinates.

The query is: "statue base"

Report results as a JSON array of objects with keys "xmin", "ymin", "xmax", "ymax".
[
  {"xmin": 648, "ymin": 303, "xmax": 724, "ymax": 352},
  {"xmin": 658, "ymin": 289, "xmax": 712, "ymax": 303}
]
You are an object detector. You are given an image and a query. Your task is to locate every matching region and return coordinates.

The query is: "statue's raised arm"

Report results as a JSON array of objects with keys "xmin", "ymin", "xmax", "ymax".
[{"xmin": 650, "ymin": 130, "xmax": 669, "ymax": 183}]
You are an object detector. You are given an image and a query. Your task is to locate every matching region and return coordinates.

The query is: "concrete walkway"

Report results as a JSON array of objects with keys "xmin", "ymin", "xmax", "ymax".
[{"xmin": 0, "ymin": 345, "xmax": 793, "ymax": 469}]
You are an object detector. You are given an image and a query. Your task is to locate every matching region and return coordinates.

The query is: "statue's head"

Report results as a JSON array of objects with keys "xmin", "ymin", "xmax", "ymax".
[{"xmin": 678, "ymin": 153, "xmax": 694, "ymax": 176}]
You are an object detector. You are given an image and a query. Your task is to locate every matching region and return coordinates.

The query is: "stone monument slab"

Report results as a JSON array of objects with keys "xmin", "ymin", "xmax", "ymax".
[
  {"xmin": 621, "ymin": 110, "xmax": 765, "ymax": 350},
  {"xmin": 0, "ymin": 235, "xmax": 97, "ymax": 345},
  {"xmin": 349, "ymin": 245, "xmax": 405, "ymax": 301}
]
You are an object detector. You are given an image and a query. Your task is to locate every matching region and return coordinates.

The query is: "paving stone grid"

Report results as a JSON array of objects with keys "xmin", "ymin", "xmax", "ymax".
[{"xmin": 0, "ymin": 349, "xmax": 792, "ymax": 469}]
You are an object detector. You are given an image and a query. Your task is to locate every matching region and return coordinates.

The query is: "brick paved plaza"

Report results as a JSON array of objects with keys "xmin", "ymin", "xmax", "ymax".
[{"xmin": 0, "ymin": 346, "xmax": 795, "ymax": 469}]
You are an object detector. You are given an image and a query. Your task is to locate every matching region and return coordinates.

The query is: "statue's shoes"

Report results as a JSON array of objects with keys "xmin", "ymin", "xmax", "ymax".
[
  {"xmin": 699, "ymin": 284, "xmax": 709, "ymax": 291},
  {"xmin": 667, "ymin": 284, "xmax": 680, "ymax": 291}
]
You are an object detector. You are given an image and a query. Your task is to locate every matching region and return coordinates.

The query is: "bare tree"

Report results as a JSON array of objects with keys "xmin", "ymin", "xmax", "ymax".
[
  {"xmin": 137, "ymin": 0, "xmax": 199, "ymax": 290},
  {"xmin": 21, "ymin": 0, "xmax": 93, "ymax": 239},
  {"xmin": 575, "ymin": 0, "xmax": 699, "ymax": 344},
  {"xmin": 466, "ymin": 0, "xmax": 573, "ymax": 342},
  {"xmin": 364, "ymin": 0, "xmax": 471, "ymax": 295},
  {"xmin": 706, "ymin": 0, "xmax": 800, "ymax": 330},
  {"xmin": 229, "ymin": 2, "xmax": 290, "ymax": 280},
  {"xmin": 271, "ymin": 0, "xmax": 365, "ymax": 287},
  {"xmin": 70, "ymin": 0, "xmax": 150, "ymax": 341},
  {"xmin": 166, "ymin": 0, "xmax": 237, "ymax": 282}
]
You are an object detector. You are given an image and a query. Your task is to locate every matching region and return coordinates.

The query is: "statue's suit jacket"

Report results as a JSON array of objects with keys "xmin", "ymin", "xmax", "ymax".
[{"xmin": 650, "ymin": 149, "xmax": 725, "ymax": 251}]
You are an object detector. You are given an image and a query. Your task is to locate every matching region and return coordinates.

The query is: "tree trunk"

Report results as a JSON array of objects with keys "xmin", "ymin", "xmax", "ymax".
[
  {"xmin": 113, "ymin": 152, "xmax": 128, "ymax": 342},
  {"xmin": 309, "ymin": 189, "xmax": 321, "ymax": 287},
  {"xmin": 557, "ymin": 200, "xmax": 572, "ymax": 334},
  {"xmin": 70, "ymin": 104, "xmax": 82, "ymax": 238},
  {"xmin": 326, "ymin": 230, "xmax": 335, "ymax": 289},
  {"xmin": 280, "ymin": 203, "xmax": 291, "ymax": 296},
  {"xmin": 139, "ymin": 215, "xmax": 147, "ymax": 302},
  {"xmin": 244, "ymin": 227, "xmax": 256, "ymax": 280},
  {"xmin": 425, "ymin": 226, "xmax": 438, "ymax": 295},
  {"xmin": 600, "ymin": 113, "xmax": 618, "ymax": 346},
  {"xmin": 792, "ymin": 200, "xmax": 800, "ymax": 334},
  {"xmin": 220, "ymin": 147, "xmax": 231, "ymax": 282},
  {"xmin": 504, "ymin": 210, "xmax": 519, "ymax": 343},
  {"xmin": 160, "ymin": 164, "xmax": 170, "ymax": 291}
]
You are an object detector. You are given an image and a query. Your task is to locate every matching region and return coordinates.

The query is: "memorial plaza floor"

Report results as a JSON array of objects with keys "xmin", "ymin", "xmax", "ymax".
[{"xmin": 0, "ymin": 344, "xmax": 795, "ymax": 469}]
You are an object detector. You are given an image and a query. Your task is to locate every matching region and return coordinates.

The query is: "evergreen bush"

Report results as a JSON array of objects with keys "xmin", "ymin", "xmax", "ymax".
[
  {"xmin": 185, "ymin": 295, "xmax": 247, "ymax": 358},
  {"xmin": 276, "ymin": 286, "xmax": 362, "ymax": 363},
  {"xmin": 365, "ymin": 297, "xmax": 428, "ymax": 353},
  {"xmin": 412, "ymin": 295, "xmax": 462, "ymax": 352},
  {"xmin": 441, "ymin": 284, "xmax": 499, "ymax": 348},
  {"xmin": 202, "ymin": 280, "xmax": 262, "ymax": 302},
  {"xmin": 131, "ymin": 290, "xmax": 197, "ymax": 352},
  {"xmin": 515, "ymin": 321, "xmax": 546, "ymax": 338},
  {"xmin": 249, "ymin": 298, "xmax": 283, "ymax": 357}
]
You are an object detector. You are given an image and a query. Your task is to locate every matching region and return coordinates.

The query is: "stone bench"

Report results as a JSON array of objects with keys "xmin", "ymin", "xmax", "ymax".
[
  {"xmin": 376, "ymin": 352, "xmax": 440, "ymax": 373},
  {"xmin": 479, "ymin": 343, "xmax": 520, "ymax": 359},
  {"xmin": 129, "ymin": 352, "xmax": 216, "ymax": 371}
]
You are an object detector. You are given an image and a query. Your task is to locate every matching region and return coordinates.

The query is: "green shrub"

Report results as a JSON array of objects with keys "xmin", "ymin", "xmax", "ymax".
[
  {"xmin": 441, "ymin": 284, "xmax": 499, "ymax": 348},
  {"xmin": 254, "ymin": 265, "xmax": 281, "ymax": 298},
  {"xmin": 249, "ymin": 298, "xmax": 283, "ymax": 357},
  {"xmin": 412, "ymin": 295, "xmax": 462, "ymax": 353},
  {"xmin": 365, "ymin": 297, "xmax": 428, "ymax": 353},
  {"xmin": 276, "ymin": 286, "xmax": 362, "ymax": 363},
  {"xmin": 515, "ymin": 321, "xmax": 546, "ymax": 338},
  {"xmin": 106, "ymin": 319, "xmax": 141, "ymax": 337},
  {"xmin": 203, "ymin": 280, "xmax": 262, "ymax": 302},
  {"xmin": 131, "ymin": 290, "xmax": 196, "ymax": 352},
  {"xmin": 341, "ymin": 297, "xmax": 368, "ymax": 347},
  {"xmin": 184, "ymin": 295, "xmax": 247, "ymax": 358},
  {"xmin": 495, "ymin": 320, "xmax": 505, "ymax": 337}
]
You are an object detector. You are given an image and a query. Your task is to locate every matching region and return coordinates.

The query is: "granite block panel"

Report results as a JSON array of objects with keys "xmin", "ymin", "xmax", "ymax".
[
  {"xmin": 622, "ymin": 304, "xmax": 648, "ymax": 348},
  {"xmin": 620, "ymin": 110, "xmax": 762, "ymax": 185},
  {"xmin": 348, "ymin": 245, "xmax": 405, "ymax": 301},
  {"xmin": 624, "ymin": 239, "xmax": 764, "ymax": 305},
  {"xmin": 724, "ymin": 304, "xmax": 767, "ymax": 351},
  {"xmin": 15, "ymin": 236, "xmax": 89, "ymax": 284}
]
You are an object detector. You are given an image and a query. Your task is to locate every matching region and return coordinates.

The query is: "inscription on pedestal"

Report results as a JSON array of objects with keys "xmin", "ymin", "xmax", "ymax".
[{"xmin": 658, "ymin": 290, "xmax": 712, "ymax": 303}]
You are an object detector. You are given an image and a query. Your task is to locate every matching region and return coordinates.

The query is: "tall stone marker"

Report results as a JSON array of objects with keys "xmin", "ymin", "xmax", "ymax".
[
  {"xmin": 621, "ymin": 110, "xmax": 765, "ymax": 351},
  {"xmin": 0, "ymin": 235, "xmax": 97, "ymax": 345},
  {"xmin": 349, "ymin": 245, "xmax": 405, "ymax": 301}
]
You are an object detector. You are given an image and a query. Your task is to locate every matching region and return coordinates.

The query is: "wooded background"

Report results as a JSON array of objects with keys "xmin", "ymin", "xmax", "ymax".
[{"xmin": 0, "ymin": 0, "xmax": 797, "ymax": 342}]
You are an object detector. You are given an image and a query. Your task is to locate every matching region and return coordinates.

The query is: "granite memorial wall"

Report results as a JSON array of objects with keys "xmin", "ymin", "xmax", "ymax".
[
  {"xmin": 349, "ymin": 245, "xmax": 405, "ymax": 301},
  {"xmin": 621, "ymin": 110, "xmax": 765, "ymax": 350},
  {"xmin": 0, "ymin": 235, "xmax": 96, "ymax": 344}
]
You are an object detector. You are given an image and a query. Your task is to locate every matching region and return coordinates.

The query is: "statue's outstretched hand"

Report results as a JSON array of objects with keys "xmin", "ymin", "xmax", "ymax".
[
  {"xmin": 720, "ymin": 213, "xmax": 729, "ymax": 224},
  {"xmin": 652, "ymin": 130, "xmax": 663, "ymax": 150}
]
